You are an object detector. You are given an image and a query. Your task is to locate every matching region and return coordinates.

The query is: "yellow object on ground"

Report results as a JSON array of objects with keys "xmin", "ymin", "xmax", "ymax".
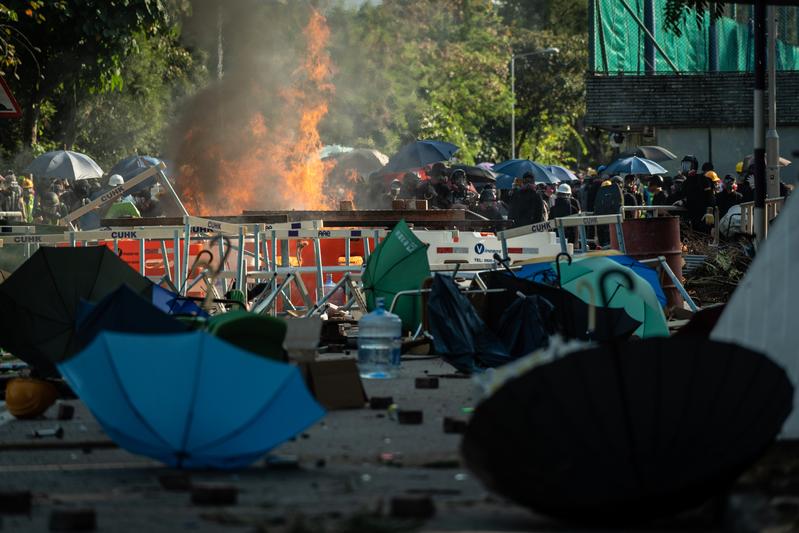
[{"xmin": 5, "ymin": 377, "xmax": 58, "ymax": 418}]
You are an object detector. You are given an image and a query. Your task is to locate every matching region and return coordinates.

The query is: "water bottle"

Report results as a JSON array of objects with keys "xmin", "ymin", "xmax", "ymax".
[
  {"xmin": 323, "ymin": 273, "xmax": 343, "ymax": 306},
  {"xmin": 357, "ymin": 297, "xmax": 402, "ymax": 379}
]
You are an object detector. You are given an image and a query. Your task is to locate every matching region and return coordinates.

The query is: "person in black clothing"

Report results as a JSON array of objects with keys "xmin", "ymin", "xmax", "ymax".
[
  {"xmin": 550, "ymin": 183, "xmax": 581, "ymax": 244},
  {"xmin": 475, "ymin": 186, "xmax": 508, "ymax": 220},
  {"xmin": 716, "ymin": 175, "xmax": 743, "ymax": 219},
  {"xmin": 648, "ymin": 175, "xmax": 670, "ymax": 205},
  {"xmin": 399, "ymin": 172, "xmax": 422, "ymax": 199},
  {"xmin": 426, "ymin": 162, "xmax": 453, "ymax": 209},
  {"xmin": 508, "ymin": 172, "xmax": 547, "ymax": 228},
  {"xmin": 683, "ymin": 170, "xmax": 716, "ymax": 233}
]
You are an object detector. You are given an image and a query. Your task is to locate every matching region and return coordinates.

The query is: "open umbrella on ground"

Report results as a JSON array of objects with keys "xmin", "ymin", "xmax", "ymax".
[
  {"xmin": 72, "ymin": 285, "xmax": 188, "ymax": 354},
  {"xmin": 477, "ymin": 271, "xmax": 640, "ymax": 342},
  {"xmin": 0, "ymin": 247, "xmax": 152, "ymax": 377},
  {"xmin": 546, "ymin": 165, "xmax": 578, "ymax": 182},
  {"xmin": 382, "ymin": 140, "xmax": 459, "ymax": 173},
  {"xmin": 462, "ymin": 336, "xmax": 792, "ymax": 523},
  {"xmin": 623, "ymin": 146, "xmax": 677, "ymax": 162},
  {"xmin": 450, "ymin": 164, "xmax": 497, "ymax": 185},
  {"xmin": 604, "ymin": 156, "xmax": 667, "ymax": 176},
  {"xmin": 557, "ymin": 257, "xmax": 668, "ymax": 338},
  {"xmin": 58, "ymin": 331, "xmax": 324, "ymax": 469},
  {"xmin": 517, "ymin": 253, "xmax": 668, "ymax": 308},
  {"xmin": 492, "ymin": 159, "xmax": 558, "ymax": 184},
  {"xmin": 427, "ymin": 274, "xmax": 509, "ymax": 373},
  {"xmin": 206, "ymin": 310, "xmax": 287, "ymax": 361},
  {"xmin": 150, "ymin": 284, "xmax": 208, "ymax": 317},
  {"xmin": 24, "ymin": 150, "xmax": 103, "ymax": 183},
  {"xmin": 362, "ymin": 220, "xmax": 431, "ymax": 332}
]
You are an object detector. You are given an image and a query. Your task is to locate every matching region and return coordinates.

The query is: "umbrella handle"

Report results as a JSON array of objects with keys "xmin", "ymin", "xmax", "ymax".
[
  {"xmin": 492, "ymin": 253, "xmax": 517, "ymax": 278},
  {"xmin": 598, "ymin": 269, "xmax": 635, "ymax": 308},
  {"xmin": 555, "ymin": 252, "xmax": 572, "ymax": 288},
  {"xmin": 574, "ymin": 280, "xmax": 596, "ymax": 334}
]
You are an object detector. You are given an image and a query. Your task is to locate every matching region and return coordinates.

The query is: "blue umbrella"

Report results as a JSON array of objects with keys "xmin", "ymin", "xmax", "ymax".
[
  {"xmin": 516, "ymin": 254, "xmax": 667, "ymax": 307},
  {"xmin": 108, "ymin": 155, "xmax": 165, "ymax": 194},
  {"xmin": 604, "ymin": 156, "xmax": 667, "ymax": 176},
  {"xmin": 58, "ymin": 331, "xmax": 325, "ymax": 469},
  {"xmin": 73, "ymin": 285, "xmax": 188, "ymax": 354},
  {"xmin": 24, "ymin": 150, "xmax": 104, "ymax": 183},
  {"xmin": 495, "ymin": 173, "xmax": 517, "ymax": 190},
  {"xmin": 383, "ymin": 140, "xmax": 459, "ymax": 172},
  {"xmin": 151, "ymin": 284, "xmax": 208, "ymax": 317},
  {"xmin": 546, "ymin": 165, "xmax": 578, "ymax": 182},
  {"xmin": 492, "ymin": 160, "xmax": 558, "ymax": 184}
]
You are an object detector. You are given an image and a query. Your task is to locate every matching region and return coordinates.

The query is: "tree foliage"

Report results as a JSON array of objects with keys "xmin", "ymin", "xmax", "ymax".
[{"xmin": 663, "ymin": 0, "xmax": 725, "ymax": 36}]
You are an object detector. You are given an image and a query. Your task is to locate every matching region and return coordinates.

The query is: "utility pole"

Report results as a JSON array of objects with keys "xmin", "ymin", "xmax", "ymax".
[
  {"xmin": 754, "ymin": 1, "xmax": 767, "ymax": 244},
  {"xmin": 766, "ymin": 5, "xmax": 780, "ymax": 199}
]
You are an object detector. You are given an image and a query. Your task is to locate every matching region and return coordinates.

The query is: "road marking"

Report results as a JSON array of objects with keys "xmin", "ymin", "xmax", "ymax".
[{"xmin": 0, "ymin": 461, "xmax": 161, "ymax": 473}]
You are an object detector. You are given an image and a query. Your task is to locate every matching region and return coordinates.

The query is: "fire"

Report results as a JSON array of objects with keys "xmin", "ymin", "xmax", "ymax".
[{"xmin": 174, "ymin": 9, "xmax": 337, "ymax": 215}]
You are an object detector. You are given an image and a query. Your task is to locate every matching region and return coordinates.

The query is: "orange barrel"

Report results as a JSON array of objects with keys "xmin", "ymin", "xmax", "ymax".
[{"xmin": 609, "ymin": 216, "xmax": 683, "ymax": 307}]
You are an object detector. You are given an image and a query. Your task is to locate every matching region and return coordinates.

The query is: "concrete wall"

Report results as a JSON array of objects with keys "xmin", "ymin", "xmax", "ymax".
[{"xmin": 651, "ymin": 127, "xmax": 799, "ymax": 182}]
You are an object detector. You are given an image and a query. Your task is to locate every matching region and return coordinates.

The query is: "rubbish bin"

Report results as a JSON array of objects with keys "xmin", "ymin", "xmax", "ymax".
[{"xmin": 610, "ymin": 216, "xmax": 683, "ymax": 307}]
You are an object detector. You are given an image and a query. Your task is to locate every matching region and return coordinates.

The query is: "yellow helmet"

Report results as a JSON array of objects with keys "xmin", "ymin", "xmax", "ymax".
[
  {"xmin": 601, "ymin": 180, "xmax": 612, "ymax": 187},
  {"xmin": 21, "ymin": 178, "xmax": 34, "ymax": 189},
  {"xmin": 735, "ymin": 161, "xmax": 744, "ymax": 174},
  {"xmin": 5, "ymin": 378, "xmax": 58, "ymax": 419},
  {"xmin": 705, "ymin": 170, "xmax": 720, "ymax": 182}
]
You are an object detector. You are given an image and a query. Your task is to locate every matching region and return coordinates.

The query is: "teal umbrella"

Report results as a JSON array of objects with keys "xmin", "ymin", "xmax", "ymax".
[
  {"xmin": 362, "ymin": 220, "xmax": 431, "ymax": 331},
  {"xmin": 556, "ymin": 256, "xmax": 668, "ymax": 338}
]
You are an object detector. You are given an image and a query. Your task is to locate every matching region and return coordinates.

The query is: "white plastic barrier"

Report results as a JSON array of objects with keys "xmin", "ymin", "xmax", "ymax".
[{"xmin": 412, "ymin": 228, "xmax": 570, "ymax": 265}]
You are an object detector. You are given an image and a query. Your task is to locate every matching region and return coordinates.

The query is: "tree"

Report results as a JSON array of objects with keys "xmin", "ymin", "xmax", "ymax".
[
  {"xmin": 663, "ymin": 0, "xmax": 725, "ymax": 36},
  {"xmin": 1, "ymin": 0, "xmax": 183, "ymax": 151}
]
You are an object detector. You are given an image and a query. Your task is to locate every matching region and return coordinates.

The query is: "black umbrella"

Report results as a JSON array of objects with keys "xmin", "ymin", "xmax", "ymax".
[
  {"xmin": 477, "ymin": 270, "xmax": 640, "ymax": 342},
  {"xmin": 0, "ymin": 247, "xmax": 152, "ymax": 377},
  {"xmin": 621, "ymin": 145, "xmax": 677, "ymax": 162},
  {"xmin": 449, "ymin": 164, "xmax": 497, "ymax": 185},
  {"xmin": 427, "ymin": 274, "xmax": 508, "ymax": 373},
  {"xmin": 496, "ymin": 294, "xmax": 554, "ymax": 357},
  {"xmin": 461, "ymin": 335, "xmax": 793, "ymax": 523},
  {"xmin": 72, "ymin": 285, "xmax": 188, "ymax": 355}
]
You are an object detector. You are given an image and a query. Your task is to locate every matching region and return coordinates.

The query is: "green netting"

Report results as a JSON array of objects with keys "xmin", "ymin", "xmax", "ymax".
[{"xmin": 593, "ymin": 1, "xmax": 799, "ymax": 73}]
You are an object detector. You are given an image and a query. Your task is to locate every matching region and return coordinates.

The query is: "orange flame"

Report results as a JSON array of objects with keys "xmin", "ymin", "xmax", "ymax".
[{"xmin": 174, "ymin": 10, "xmax": 337, "ymax": 215}]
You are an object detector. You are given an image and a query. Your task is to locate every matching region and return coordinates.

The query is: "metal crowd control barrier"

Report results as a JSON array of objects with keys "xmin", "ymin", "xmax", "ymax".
[
  {"xmin": 738, "ymin": 197, "xmax": 784, "ymax": 236},
  {"xmin": 497, "ymin": 214, "xmax": 626, "ymax": 257}
]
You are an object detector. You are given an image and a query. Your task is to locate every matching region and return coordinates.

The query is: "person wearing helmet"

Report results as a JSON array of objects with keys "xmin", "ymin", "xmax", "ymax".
[
  {"xmin": 647, "ymin": 175, "xmax": 670, "ymax": 206},
  {"xmin": 399, "ymin": 172, "xmax": 421, "ymax": 199},
  {"xmin": 508, "ymin": 172, "xmax": 547, "ymax": 228},
  {"xmin": 717, "ymin": 174, "xmax": 743, "ymax": 219},
  {"xmin": 475, "ymin": 185, "xmax": 507, "ymax": 220},
  {"xmin": 108, "ymin": 174, "xmax": 124, "ymax": 187},
  {"xmin": 424, "ymin": 163, "xmax": 453, "ymax": 209},
  {"xmin": 705, "ymin": 170, "xmax": 721, "ymax": 193},
  {"xmin": 19, "ymin": 178, "xmax": 35, "ymax": 223},
  {"xmin": 550, "ymin": 183, "xmax": 581, "ymax": 244},
  {"xmin": 683, "ymin": 168, "xmax": 716, "ymax": 233},
  {"xmin": 593, "ymin": 176, "xmax": 624, "ymax": 246},
  {"xmin": 34, "ymin": 190, "xmax": 68, "ymax": 225}
]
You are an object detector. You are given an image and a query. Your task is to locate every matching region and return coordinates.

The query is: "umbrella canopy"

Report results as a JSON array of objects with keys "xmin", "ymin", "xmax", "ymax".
[
  {"xmin": 324, "ymin": 148, "xmax": 388, "ymax": 177},
  {"xmin": 382, "ymin": 140, "xmax": 459, "ymax": 173},
  {"xmin": 427, "ymin": 274, "xmax": 509, "ymax": 372},
  {"xmin": 362, "ymin": 220, "xmax": 431, "ymax": 331},
  {"xmin": 72, "ymin": 285, "xmax": 188, "ymax": 354},
  {"xmin": 450, "ymin": 164, "xmax": 497, "ymax": 185},
  {"xmin": 742, "ymin": 153, "xmax": 792, "ymax": 170},
  {"xmin": 477, "ymin": 271, "xmax": 640, "ymax": 343},
  {"xmin": 712, "ymin": 193, "xmax": 799, "ymax": 436},
  {"xmin": 558, "ymin": 257, "xmax": 668, "ymax": 338},
  {"xmin": 495, "ymin": 173, "xmax": 517, "ymax": 190},
  {"xmin": 206, "ymin": 310, "xmax": 287, "ymax": 361},
  {"xmin": 462, "ymin": 337, "xmax": 793, "ymax": 522},
  {"xmin": 495, "ymin": 294, "xmax": 554, "ymax": 357},
  {"xmin": 517, "ymin": 254, "xmax": 668, "ymax": 308},
  {"xmin": 604, "ymin": 156, "xmax": 667, "ymax": 176},
  {"xmin": 626, "ymin": 146, "xmax": 677, "ymax": 162},
  {"xmin": 492, "ymin": 159, "xmax": 558, "ymax": 184},
  {"xmin": 24, "ymin": 150, "xmax": 103, "ymax": 183},
  {"xmin": 107, "ymin": 155, "xmax": 164, "ymax": 193},
  {"xmin": 150, "ymin": 285, "xmax": 208, "ymax": 317},
  {"xmin": 546, "ymin": 165, "xmax": 578, "ymax": 182},
  {"xmin": 58, "ymin": 331, "xmax": 324, "ymax": 469},
  {"xmin": 0, "ymin": 247, "xmax": 152, "ymax": 377}
]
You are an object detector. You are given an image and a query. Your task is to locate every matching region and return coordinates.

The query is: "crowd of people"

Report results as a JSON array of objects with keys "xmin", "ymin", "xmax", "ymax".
[
  {"xmin": 0, "ymin": 170, "xmax": 166, "ymax": 227},
  {"xmin": 368, "ymin": 155, "xmax": 792, "ymax": 242}
]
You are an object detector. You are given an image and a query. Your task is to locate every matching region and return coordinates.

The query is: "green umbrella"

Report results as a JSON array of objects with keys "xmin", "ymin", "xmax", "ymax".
[
  {"xmin": 362, "ymin": 220, "xmax": 431, "ymax": 332},
  {"xmin": 206, "ymin": 310, "xmax": 287, "ymax": 361},
  {"xmin": 556, "ymin": 256, "xmax": 668, "ymax": 338}
]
